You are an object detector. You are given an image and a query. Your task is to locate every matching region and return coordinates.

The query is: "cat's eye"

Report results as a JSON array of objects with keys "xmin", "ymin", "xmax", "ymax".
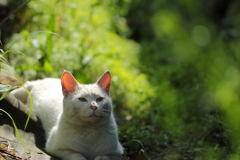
[
  {"xmin": 78, "ymin": 98, "xmax": 87, "ymax": 102},
  {"xmin": 96, "ymin": 97, "xmax": 104, "ymax": 102}
]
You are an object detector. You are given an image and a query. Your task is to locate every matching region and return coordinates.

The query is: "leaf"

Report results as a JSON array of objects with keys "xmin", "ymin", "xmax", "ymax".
[
  {"xmin": 0, "ymin": 84, "xmax": 11, "ymax": 92},
  {"xmin": 130, "ymin": 139, "xmax": 150, "ymax": 159},
  {"xmin": 122, "ymin": 148, "xmax": 128, "ymax": 160},
  {"xmin": 0, "ymin": 84, "xmax": 18, "ymax": 101},
  {"xmin": 43, "ymin": 61, "xmax": 54, "ymax": 72},
  {"xmin": 126, "ymin": 150, "xmax": 149, "ymax": 160}
]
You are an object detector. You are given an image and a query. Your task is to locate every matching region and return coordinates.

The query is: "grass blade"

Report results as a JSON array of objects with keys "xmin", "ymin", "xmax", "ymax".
[
  {"xmin": 0, "ymin": 109, "xmax": 30, "ymax": 157},
  {"xmin": 22, "ymin": 86, "xmax": 32, "ymax": 131},
  {"xmin": 130, "ymin": 139, "xmax": 150, "ymax": 160}
]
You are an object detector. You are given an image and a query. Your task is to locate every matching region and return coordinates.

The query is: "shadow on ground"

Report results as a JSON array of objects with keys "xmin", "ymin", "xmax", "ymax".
[{"xmin": 0, "ymin": 92, "xmax": 58, "ymax": 160}]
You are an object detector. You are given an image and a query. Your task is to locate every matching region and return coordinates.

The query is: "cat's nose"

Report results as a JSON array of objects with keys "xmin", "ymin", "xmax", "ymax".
[{"xmin": 90, "ymin": 105, "xmax": 98, "ymax": 111}]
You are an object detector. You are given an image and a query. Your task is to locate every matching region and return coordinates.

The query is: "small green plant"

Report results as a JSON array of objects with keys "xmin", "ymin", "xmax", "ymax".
[
  {"xmin": 0, "ymin": 48, "xmax": 32, "ymax": 157},
  {"xmin": 0, "ymin": 84, "xmax": 18, "ymax": 100},
  {"xmin": 0, "ymin": 109, "xmax": 29, "ymax": 156},
  {"xmin": 0, "ymin": 49, "xmax": 19, "ymax": 99},
  {"xmin": 122, "ymin": 139, "xmax": 151, "ymax": 160},
  {"xmin": 130, "ymin": 140, "xmax": 150, "ymax": 159}
]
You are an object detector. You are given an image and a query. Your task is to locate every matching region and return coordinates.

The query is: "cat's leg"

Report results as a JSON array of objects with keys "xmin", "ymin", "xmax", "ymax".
[
  {"xmin": 47, "ymin": 139, "xmax": 87, "ymax": 160},
  {"xmin": 46, "ymin": 130, "xmax": 87, "ymax": 160},
  {"xmin": 11, "ymin": 85, "xmax": 29, "ymax": 104},
  {"xmin": 94, "ymin": 155, "xmax": 123, "ymax": 160},
  {"xmin": 48, "ymin": 149, "xmax": 87, "ymax": 160},
  {"xmin": 60, "ymin": 151, "xmax": 87, "ymax": 160},
  {"xmin": 11, "ymin": 81, "xmax": 35, "ymax": 104}
]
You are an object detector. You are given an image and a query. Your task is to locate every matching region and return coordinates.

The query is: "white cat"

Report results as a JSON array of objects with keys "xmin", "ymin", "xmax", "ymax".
[{"xmin": 12, "ymin": 71, "xmax": 123, "ymax": 160}]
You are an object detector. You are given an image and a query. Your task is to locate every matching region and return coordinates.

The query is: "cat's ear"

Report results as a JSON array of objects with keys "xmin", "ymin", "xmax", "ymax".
[
  {"xmin": 61, "ymin": 71, "xmax": 78, "ymax": 96},
  {"xmin": 96, "ymin": 71, "xmax": 111, "ymax": 95}
]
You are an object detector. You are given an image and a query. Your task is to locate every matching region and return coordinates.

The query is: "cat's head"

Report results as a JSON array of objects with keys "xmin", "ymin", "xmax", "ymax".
[{"xmin": 61, "ymin": 71, "xmax": 113, "ymax": 125}]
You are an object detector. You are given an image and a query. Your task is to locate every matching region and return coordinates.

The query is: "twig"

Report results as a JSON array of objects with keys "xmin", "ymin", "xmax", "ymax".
[
  {"xmin": 0, "ymin": 141, "xmax": 22, "ymax": 160},
  {"xmin": 0, "ymin": 40, "xmax": 3, "ymax": 53},
  {"xmin": 0, "ymin": 0, "xmax": 31, "ymax": 26}
]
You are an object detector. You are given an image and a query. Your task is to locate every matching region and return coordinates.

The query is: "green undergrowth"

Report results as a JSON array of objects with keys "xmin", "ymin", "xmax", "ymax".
[
  {"xmin": 0, "ymin": 51, "xmax": 34, "ymax": 157},
  {"xmin": 0, "ymin": 53, "xmax": 28, "ymax": 157}
]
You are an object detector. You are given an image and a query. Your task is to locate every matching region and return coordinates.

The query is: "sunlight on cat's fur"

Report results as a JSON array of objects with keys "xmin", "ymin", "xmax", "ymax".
[{"xmin": 12, "ymin": 71, "xmax": 123, "ymax": 160}]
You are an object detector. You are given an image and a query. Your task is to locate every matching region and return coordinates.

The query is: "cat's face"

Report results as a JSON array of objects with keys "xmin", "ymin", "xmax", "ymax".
[{"xmin": 61, "ymin": 71, "xmax": 112, "ymax": 125}]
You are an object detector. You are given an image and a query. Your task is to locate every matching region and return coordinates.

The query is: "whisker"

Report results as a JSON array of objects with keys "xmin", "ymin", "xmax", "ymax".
[
  {"xmin": 103, "ymin": 109, "xmax": 111, "ymax": 113},
  {"xmin": 100, "ymin": 111, "xmax": 111, "ymax": 119}
]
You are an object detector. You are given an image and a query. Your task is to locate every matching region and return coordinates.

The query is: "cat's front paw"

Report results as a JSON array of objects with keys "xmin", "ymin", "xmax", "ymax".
[
  {"xmin": 94, "ymin": 156, "xmax": 111, "ymax": 160},
  {"xmin": 64, "ymin": 153, "xmax": 87, "ymax": 160}
]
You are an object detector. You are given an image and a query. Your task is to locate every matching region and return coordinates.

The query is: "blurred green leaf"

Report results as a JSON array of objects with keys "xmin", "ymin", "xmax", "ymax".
[
  {"xmin": 0, "ymin": 84, "xmax": 18, "ymax": 101},
  {"xmin": 126, "ymin": 150, "xmax": 149, "ymax": 160}
]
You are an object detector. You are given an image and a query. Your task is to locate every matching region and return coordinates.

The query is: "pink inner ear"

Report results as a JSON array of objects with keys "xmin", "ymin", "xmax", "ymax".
[
  {"xmin": 97, "ymin": 71, "xmax": 111, "ymax": 94},
  {"xmin": 61, "ymin": 71, "xmax": 78, "ymax": 96}
]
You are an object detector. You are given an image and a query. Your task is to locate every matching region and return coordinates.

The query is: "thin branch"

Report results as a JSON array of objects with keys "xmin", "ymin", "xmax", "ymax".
[{"xmin": 0, "ymin": 0, "xmax": 31, "ymax": 26}]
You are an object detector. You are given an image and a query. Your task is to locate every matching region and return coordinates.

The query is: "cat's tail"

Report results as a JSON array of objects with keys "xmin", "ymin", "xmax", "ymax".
[{"xmin": 11, "ymin": 81, "xmax": 35, "ymax": 104}]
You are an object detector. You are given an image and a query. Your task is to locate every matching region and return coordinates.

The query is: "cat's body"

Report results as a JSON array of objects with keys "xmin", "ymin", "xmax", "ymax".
[
  {"xmin": 12, "ymin": 71, "xmax": 123, "ymax": 160},
  {"xmin": 13, "ymin": 78, "xmax": 63, "ymax": 136}
]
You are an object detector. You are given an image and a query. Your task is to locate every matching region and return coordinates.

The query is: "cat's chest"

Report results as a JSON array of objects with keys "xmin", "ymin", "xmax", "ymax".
[
  {"xmin": 66, "ymin": 128, "xmax": 109, "ymax": 157},
  {"xmin": 71, "ymin": 128, "xmax": 106, "ymax": 144}
]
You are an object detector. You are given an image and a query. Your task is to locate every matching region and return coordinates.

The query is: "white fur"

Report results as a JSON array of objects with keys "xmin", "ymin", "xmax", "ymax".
[
  {"xmin": 12, "ymin": 78, "xmax": 63, "ymax": 136},
  {"xmin": 12, "ymin": 73, "xmax": 123, "ymax": 160}
]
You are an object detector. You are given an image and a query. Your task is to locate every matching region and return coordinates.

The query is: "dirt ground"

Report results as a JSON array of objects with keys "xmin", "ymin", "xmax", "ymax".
[{"xmin": 0, "ymin": 141, "xmax": 30, "ymax": 160}]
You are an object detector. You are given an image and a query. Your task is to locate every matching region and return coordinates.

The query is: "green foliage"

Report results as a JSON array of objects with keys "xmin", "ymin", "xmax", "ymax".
[
  {"xmin": 122, "ymin": 140, "xmax": 150, "ymax": 160},
  {"xmin": 123, "ymin": 0, "xmax": 240, "ymax": 159},
  {"xmin": 6, "ymin": 0, "xmax": 150, "ymax": 115},
  {"xmin": 0, "ymin": 52, "xmax": 18, "ymax": 101},
  {"xmin": 0, "ymin": 52, "xmax": 33, "ymax": 157}
]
